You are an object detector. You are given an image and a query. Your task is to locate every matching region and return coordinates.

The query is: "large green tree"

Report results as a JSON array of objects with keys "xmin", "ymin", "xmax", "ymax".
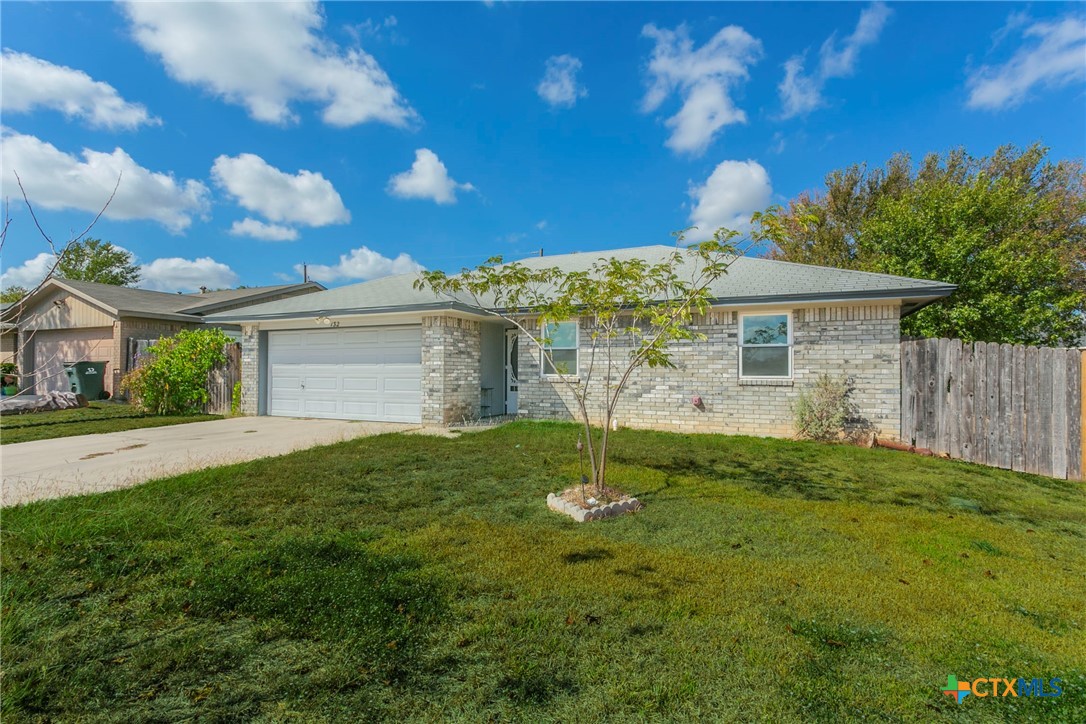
[
  {"xmin": 55, "ymin": 238, "xmax": 140, "ymax": 286},
  {"xmin": 765, "ymin": 144, "xmax": 1085, "ymax": 346}
]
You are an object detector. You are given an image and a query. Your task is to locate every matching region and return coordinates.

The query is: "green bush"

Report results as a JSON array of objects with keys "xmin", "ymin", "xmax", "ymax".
[
  {"xmin": 230, "ymin": 381, "xmax": 242, "ymax": 417},
  {"xmin": 120, "ymin": 328, "xmax": 230, "ymax": 415},
  {"xmin": 793, "ymin": 374, "xmax": 861, "ymax": 442}
]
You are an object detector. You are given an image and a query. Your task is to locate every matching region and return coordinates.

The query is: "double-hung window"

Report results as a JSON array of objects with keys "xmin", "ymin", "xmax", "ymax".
[
  {"xmin": 541, "ymin": 321, "xmax": 578, "ymax": 376},
  {"xmin": 739, "ymin": 312, "xmax": 792, "ymax": 379}
]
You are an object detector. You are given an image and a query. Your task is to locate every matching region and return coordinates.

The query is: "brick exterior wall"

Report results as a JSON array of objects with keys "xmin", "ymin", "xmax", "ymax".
[
  {"xmin": 517, "ymin": 303, "xmax": 902, "ymax": 439},
  {"xmin": 421, "ymin": 315, "xmax": 481, "ymax": 424},
  {"xmin": 240, "ymin": 325, "xmax": 260, "ymax": 415}
]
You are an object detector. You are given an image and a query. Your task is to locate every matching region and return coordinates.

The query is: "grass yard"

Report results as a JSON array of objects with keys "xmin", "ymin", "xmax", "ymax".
[
  {"xmin": 2, "ymin": 421, "xmax": 1083, "ymax": 721},
  {"xmin": 0, "ymin": 402, "xmax": 220, "ymax": 444}
]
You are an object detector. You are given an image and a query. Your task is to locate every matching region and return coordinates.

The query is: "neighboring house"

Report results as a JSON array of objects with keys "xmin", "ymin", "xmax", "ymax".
[
  {"xmin": 208, "ymin": 245, "xmax": 955, "ymax": 440},
  {"xmin": 1, "ymin": 278, "xmax": 324, "ymax": 396},
  {"xmin": 1, "ymin": 302, "xmax": 15, "ymax": 365}
]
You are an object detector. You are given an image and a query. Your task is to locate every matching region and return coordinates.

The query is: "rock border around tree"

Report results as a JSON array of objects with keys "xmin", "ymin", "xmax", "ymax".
[{"xmin": 547, "ymin": 492, "xmax": 642, "ymax": 522}]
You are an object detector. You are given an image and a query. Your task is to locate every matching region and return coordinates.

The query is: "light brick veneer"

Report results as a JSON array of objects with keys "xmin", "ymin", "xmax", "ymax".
[
  {"xmin": 240, "ymin": 325, "xmax": 260, "ymax": 415},
  {"xmin": 421, "ymin": 315, "xmax": 481, "ymax": 424},
  {"xmin": 517, "ymin": 303, "xmax": 902, "ymax": 439}
]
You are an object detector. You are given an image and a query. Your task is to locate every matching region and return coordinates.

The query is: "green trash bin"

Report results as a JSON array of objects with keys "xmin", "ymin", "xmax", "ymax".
[{"xmin": 64, "ymin": 361, "xmax": 108, "ymax": 400}]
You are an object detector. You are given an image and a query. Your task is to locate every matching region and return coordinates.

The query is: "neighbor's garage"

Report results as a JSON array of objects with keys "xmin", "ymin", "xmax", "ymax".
[
  {"xmin": 31, "ymin": 327, "xmax": 113, "ymax": 395},
  {"xmin": 268, "ymin": 326, "xmax": 422, "ymax": 423}
]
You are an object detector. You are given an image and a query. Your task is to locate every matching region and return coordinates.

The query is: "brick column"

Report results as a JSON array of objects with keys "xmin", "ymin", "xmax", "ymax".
[
  {"xmin": 240, "ymin": 324, "xmax": 260, "ymax": 415},
  {"xmin": 421, "ymin": 315, "xmax": 481, "ymax": 424}
]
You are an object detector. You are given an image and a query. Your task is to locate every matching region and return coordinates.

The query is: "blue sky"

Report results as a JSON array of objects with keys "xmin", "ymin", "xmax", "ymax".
[{"xmin": 2, "ymin": 1, "xmax": 1083, "ymax": 292}]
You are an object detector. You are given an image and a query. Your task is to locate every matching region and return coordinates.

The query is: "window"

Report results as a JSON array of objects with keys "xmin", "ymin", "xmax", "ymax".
[
  {"xmin": 739, "ymin": 312, "xmax": 792, "ymax": 378},
  {"xmin": 541, "ymin": 321, "xmax": 578, "ymax": 376}
]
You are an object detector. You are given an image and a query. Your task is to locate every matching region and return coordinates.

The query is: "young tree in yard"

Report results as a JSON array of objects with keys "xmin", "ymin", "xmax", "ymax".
[
  {"xmin": 55, "ymin": 238, "xmax": 140, "ymax": 286},
  {"xmin": 416, "ymin": 230, "xmax": 743, "ymax": 494},
  {"xmin": 765, "ymin": 144, "xmax": 1085, "ymax": 346}
]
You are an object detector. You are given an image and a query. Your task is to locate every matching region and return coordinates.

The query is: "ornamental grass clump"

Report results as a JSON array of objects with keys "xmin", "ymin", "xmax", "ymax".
[{"xmin": 121, "ymin": 328, "xmax": 230, "ymax": 415}]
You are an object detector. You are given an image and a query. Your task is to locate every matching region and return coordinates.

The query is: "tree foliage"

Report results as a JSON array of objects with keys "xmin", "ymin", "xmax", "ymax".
[
  {"xmin": 416, "ymin": 230, "xmax": 743, "ymax": 493},
  {"xmin": 1, "ymin": 286, "xmax": 29, "ymax": 303},
  {"xmin": 765, "ymin": 144, "xmax": 1085, "ymax": 346},
  {"xmin": 56, "ymin": 238, "xmax": 141, "ymax": 287},
  {"xmin": 120, "ymin": 328, "xmax": 230, "ymax": 415}
]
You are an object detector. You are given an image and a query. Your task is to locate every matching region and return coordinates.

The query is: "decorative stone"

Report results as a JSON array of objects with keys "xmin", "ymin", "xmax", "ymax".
[{"xmin": 547, "ymin": 493, "xmax": 641, "ymax": 523}]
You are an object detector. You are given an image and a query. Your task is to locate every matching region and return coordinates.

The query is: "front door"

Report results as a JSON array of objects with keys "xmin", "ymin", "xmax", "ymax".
[{"xmin": 505, "ymin": 329, "xmax": 519, "ymax": 414}]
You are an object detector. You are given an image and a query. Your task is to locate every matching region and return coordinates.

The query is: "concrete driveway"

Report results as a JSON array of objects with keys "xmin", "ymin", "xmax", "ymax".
[{"xmin": 1, "ymin": 417, "xmax": 415, "ymax": 507}]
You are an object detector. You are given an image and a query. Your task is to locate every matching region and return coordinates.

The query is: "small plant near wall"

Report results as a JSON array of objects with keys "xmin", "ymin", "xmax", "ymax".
[
  {"xmin": 121, "ymin": 329, "xmax": 230, "ymax": 415},
  {"xmin": 230, "ymin": 381, "xmax": 242, "ymax": 417},
  {"xmin": 793, "ymin": 373, "xmax": 860, "ymax": 442},
  {"xmin": 1, "ymin": 362, "xmax": 18, "ymax": 396}
]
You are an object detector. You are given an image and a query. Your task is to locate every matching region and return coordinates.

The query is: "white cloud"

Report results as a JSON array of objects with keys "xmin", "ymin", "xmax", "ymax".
[
  {"xmin": 0, "ymin": 252, "xmax": 57, "ymax": 290},
  {"xmin": 387, "ymin": 148, "xmax": 474, "ymax": 204},
  {"xmin": 139, "ymin": 257, "xmax": 239, "ymax": 292},
  {"xmin": 779, "ymin": 2, "xmax": 892, "ymax": 118},
  {"xmin": 122, "ymin": 1, "xmax": 416, "ymax": 127},
  {"xmin": 1, "ymin": 50, "xmax": 158, "ymax": 130},
  {"xmin": 537, "ymin": 54, "xmax": 588, "ymax": 108},
  {"xmin": 295, "ymin": 246, "xmax": 423, "ymax": 283},
  {"xmin": 346, "ymin": 15, "xmax": 404, "ymax": 45},
  {"xmin": 0, "ymin": 129, "xmax": 209, "ymax": 233},
  {"xmin": 535, "ymin": 219, "xmax": 548, "ymax": 230},
  {"xmin": 229, "ymin": 218, "xmax": 300, "ymax": 242},
  {"xmin": 688, "ymin": 160, "xmax": 772, "ymax": 239},
  {"xmin": 967, "ymin": 14, "xmax": 1086, "ymax": 110},
  {"xmin": 212, "ymin": 153, "xmax": 349, "ymax": 229},
  {"xmin": 641, "ymin": 23, "xmax": 763, "ymax": 156}
]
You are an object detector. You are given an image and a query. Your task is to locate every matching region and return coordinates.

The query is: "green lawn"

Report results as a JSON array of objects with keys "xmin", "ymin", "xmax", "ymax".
[
  {"xmin": 0, "ymin": 402, "xmax": 220, "ymax": 444},
  {"xmin": 2, "ymin": 422, "xmax": 1083, "ymax": 721}
]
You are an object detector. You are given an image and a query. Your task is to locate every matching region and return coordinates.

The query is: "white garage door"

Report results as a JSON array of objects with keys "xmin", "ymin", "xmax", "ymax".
[{"xmin": 268, "ymin": 326, "xmax": 422, "ymax": 423}]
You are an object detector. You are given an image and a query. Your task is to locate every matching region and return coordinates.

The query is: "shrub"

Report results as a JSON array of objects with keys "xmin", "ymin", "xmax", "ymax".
[
  {"xmin": 793, "ymin": 374, "xmax": 860, "ymax": 442},
  {"xmin": 230, "ymin": 381, "xmax": 242, "ymax": 417},
  {"xmin": 120, "ymin": 328, "xmax": 230, "ymax": 415}
]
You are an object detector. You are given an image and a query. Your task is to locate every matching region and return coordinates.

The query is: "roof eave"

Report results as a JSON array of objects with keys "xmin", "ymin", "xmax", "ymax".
[
  {"xmin": 205, "ymin": 300, "xmax": 494, "ymax": 324},
  {"xmin": 176, "ymin": 282, "xmax": 327, "ymax": 315}
]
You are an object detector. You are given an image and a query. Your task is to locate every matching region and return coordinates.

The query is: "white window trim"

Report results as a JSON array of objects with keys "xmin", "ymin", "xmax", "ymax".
[
  {"xmin": 540, "ymin": 320, "xmax": 579, "ymax": 379},
  {"xmin": 738, "ymin": 310, "xmax": 793, "ymax": 380}
]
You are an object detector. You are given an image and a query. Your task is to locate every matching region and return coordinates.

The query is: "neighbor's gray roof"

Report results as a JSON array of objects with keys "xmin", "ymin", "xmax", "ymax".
[
  {"xmin": 207, "ymin": 245, "xmax": 956, "ymax": 322},
  {"xmin": 2, "ymin": 278, "xmax": 324, "ymax": 323}
]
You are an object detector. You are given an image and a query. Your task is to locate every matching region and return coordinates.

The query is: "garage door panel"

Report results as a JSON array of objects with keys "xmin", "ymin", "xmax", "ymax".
[
  {"xmin": 269, "ymin": 325, "xmax": 422, "ymax": 423},
  {"xmin": 343, "ymin": 401, "xmax": 381, "ymax": 416},
  {"xmin": 343, "ymin": 376, "xmax": 378, "ymax": 392},
  {"xmin": 341, "ymin": 329, "xmax": 382, "ymax": 344},
  {"xmin": 305, "ymin": 375, "xmax": 339, "ymax": 392},
  {"xmin": 302, "ymin": 399, "xmax": 338, "ymax": 414},
  {"xmin": 383, "ymin": 377, "xmax": 421, "ymax": 393}
]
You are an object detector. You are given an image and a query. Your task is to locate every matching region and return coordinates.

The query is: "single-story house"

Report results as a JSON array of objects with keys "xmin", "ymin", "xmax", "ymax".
[
  {"xmin": 1, "ymin": 278, "xmax": 324, "ymax": 396},
  {"xmin": 1, "ymin": 303, "xmax": 16, "ymax": 365},
  {"xmin": 207, "ymin": 245, "xmax": 955, "ymax": 440}
]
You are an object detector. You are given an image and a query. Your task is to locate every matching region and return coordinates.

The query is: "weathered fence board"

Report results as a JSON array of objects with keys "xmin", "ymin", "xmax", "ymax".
[
  {"xmin": 901, "ymin": 338, "xmax": 1083, "ymax": 481},
  {"xmin": 205, "ymin": 343, "xmax": 241, "ymax": 415}
]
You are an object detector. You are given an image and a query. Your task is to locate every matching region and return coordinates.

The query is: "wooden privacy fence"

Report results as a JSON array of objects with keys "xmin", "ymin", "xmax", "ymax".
[
  {"xmin": 901, "ymin": 338, "xmax": 1084, "ymax": 481},
  {"xmin": 205, "ymin": 342, "xmax": 241, "ymax": 415}
]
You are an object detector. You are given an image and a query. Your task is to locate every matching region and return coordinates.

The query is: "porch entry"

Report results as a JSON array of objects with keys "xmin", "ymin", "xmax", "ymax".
[{"xmin": 505, "ymin": 329, "xmax": 519, "ymax": 414}]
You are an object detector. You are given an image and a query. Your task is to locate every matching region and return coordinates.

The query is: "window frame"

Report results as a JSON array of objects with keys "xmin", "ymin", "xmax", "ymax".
[
  {"xmin": 738, "ymin": 310, "xmax": 793, "ymax": 380},
  {"xmin": 539, "ymin": 320, "xmax": 579, "ymax": 379}
]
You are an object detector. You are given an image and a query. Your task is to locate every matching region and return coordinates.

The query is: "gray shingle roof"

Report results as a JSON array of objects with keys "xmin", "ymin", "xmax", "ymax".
[
  {"xmin": 2, "ymin": 279, "xmax": 323, "ymax": 322},
  {"xmin": 207, "ymin": 245, "xmax": 955, "ymax": 322}
]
